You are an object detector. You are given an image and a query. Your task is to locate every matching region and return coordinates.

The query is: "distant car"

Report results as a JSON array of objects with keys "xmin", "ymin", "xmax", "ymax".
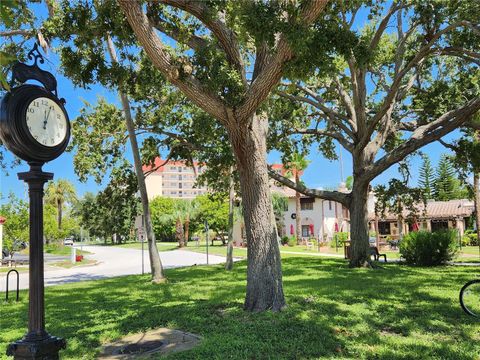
[
  {"xmin": 1, "ymin": 248, "xmax": 7, "ymax": 259},
  {"xmin": 64, "ymin": 238, "xmax": 74, "ymax": 246}
]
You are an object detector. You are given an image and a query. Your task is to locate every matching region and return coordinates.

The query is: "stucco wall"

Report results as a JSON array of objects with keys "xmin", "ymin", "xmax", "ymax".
[
  {"xmin": 145, "ymin": 173, "xmax": 163, "ymax": 200},
  {"xmin": 283, "ymin": 198, "xmax": 348, "ymax": 241}
]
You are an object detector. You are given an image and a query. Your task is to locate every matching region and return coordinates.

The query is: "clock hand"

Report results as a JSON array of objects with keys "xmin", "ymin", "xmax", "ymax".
[{"xmin": 43, "ymin": 107, "xmax": 52, "ymax": 129}]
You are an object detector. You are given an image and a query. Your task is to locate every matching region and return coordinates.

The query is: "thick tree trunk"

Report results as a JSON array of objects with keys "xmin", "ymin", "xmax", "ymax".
[
  {"xmin": 225, "ymin": 169, "xmax": 235, "ymax": 270},
  {"xmin": 349, "ymin": 181, "xmax": 371, "ymax": 267},
  {"xmin": 229, "ymin": 114, "xmax": 285, "ymax": 312},
  {"xmin": 106, "ymin": 34, "xmax": 165, "ymax": 282},
  {"xmin": 295, "ymin": 174, "xmax": 301, "ymax": 244},
  {"xmin": 474, "ymin": 172, "xmax": 480, "ymax": 254}
]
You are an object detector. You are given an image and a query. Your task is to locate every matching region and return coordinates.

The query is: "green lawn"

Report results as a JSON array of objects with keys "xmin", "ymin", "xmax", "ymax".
[
  {"xmin": 108, "ymin": 242, "xmax": 179, "ymax": 252},
  {"xmin": 460, "ymin": 246, "xmax": 480, "ymax": 256},
  {"xmin": 111, "ymin": 242, "xmax": 480, "ymax": 263},
  {"xmin": 0, "ymin": 267, "xmax": 28, "ymax": 274},
  {"xmin": 1, "ymin": 258, "xmax": 478, "ymax": 359},
  {"xmin": 44, "ymin": 244, "xmax": 91, "ymax": 256},
  {"xmin": 18, "ymin": 244, "xmax": 91, "ymax": 257}
]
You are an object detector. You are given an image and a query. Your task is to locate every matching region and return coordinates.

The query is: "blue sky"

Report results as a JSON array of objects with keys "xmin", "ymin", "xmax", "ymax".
[{"xmin": 0, "ymin": 2, "xmax": 458, "ymax": 202}]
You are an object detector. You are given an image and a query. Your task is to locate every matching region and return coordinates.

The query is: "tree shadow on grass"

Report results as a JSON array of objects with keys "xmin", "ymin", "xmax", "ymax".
[{"xmin": 1, "ymin": 257, "xmax": 479, "ymax": 359}]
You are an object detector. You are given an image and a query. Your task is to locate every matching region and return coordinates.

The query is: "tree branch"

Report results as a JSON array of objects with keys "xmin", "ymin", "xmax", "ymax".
[
  {"xmin": 0, "ymin": 29, "xmax": 35, "ymax": 37},
  {"xmin": 437, "ymin": 138, "xmax": 459, "ymax": 152},
  {"xmin": 334, "ymin": 77, "xmax": 357, "ymax": 131},
  {"xmin": 118, "ymin": 0, "xmax": 229, "ymax": 124},
  {"xmin": 369, "ymin": 2, "xmax": 404, "ymax": 51},
  {"xmin": 276, "ymin": 89, "xmax": 355, "ymax": 142},
  {"xmin": 159, "ymin": 0, "xmax": 246, "ymax": 85},
  {"xmin": 147, "ymin": 14, "xmax": 210, "ymax": 52},
  {"xmin": 370, "ymin": 21, "xmax": 476, "ymax": 133},
  {"xmin": 290, "ymin": 128, "xmax": 354, "ymax": 153},
  {"xmin": 268, "ymin": 166, "xmax": 350, "ymax": 206},
  {"xmin": 368, "ymin": 97, "xmax": 480, "ymax": 181},
  {"xmin": 235, "ymin": 0, "xmax": 329, "ymax": 122}
]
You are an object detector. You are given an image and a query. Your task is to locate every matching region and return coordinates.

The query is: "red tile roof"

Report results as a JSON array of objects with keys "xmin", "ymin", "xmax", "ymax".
[
  {"xmin": 142, "ymin": 158, "xmax": 203, "ymax": 173},
  {"xmin": 371, "ymin": 199, "xmax": 475, "ymax": 221}
]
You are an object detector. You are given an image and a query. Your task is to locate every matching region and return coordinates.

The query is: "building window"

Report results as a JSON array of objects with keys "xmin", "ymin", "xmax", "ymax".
[
  {"xmin": 300, "ymin": 197, "xmax": 314, "ymax": 211},
  {"xmin": 179, "ymin": 183, "xmax": 182, "ymax": 189},
  {"xmin": 431, "ymin": 220, "xmax": 448, "ymax": 232},
  {"xmin": 378, "ymin": 222, "xmax": 391, "ymax": 235},
  {"xmin": 301, "ymin": 202, "xmax": 313, "ymax": 210},
  {"xmin": 301, "ymin": 225, "xmax": 310, "ymax": 237},
  {"xmin": 329, "ymin": 201, "xmax": 332, "ymax": 210}
]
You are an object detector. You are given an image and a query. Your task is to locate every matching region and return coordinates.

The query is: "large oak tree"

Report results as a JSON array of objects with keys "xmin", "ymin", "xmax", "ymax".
[
  {"xmin": 269, "ymin": 0, "xmax": 480, "ymax": 267},
  {"xmin": 118, "ymin": 0, "xmax": 329, "ymax": 311}
]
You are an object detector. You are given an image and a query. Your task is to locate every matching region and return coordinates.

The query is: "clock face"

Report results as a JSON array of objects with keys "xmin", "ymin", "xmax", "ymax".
[{"xmin": 26, "ymin": 97, "xmax": 67, "ymax": 147}]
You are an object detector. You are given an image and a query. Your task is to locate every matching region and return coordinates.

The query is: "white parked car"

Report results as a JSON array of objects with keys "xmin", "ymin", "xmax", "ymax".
[{"xmin": 64, "ymin": 238, "xmax": 74, "ymax": 246}]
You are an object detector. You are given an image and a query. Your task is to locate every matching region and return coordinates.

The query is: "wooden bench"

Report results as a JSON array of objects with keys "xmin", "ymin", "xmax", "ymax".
[{"xmin": 369, "ymin": 246, "xmax": 387, "ymax": 262}]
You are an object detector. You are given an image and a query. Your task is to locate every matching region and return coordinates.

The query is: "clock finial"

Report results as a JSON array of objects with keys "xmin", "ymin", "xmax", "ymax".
[
  {"xmin": 8, "ymin": 42, "xmax": 59, "ymax": 98},
  {"xmin": 26, "ymin": 42, "xmax": 45, "ymax": 67}
]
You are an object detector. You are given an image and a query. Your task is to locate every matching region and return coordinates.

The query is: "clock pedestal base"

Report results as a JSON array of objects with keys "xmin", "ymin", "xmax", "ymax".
[
  {"xmin": 6, "ymin": 163, "xmax": 66, "ymax": 360},
  {"xmin": 7, "ymin": 333, "xmax": 66, "ymax": 360}
]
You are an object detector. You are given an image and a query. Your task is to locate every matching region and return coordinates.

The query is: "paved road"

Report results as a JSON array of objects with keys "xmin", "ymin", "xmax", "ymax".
[{"xmin": 0, "ymin": 246, "xmax": 228, "ymax": 291}]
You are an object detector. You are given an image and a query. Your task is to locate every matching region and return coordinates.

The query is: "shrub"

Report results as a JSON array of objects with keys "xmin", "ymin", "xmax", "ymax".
[
  {"xmin": 288, "ymin": 236, "xmax": 297, "ymax": 247},
  {"xmin": 462, "ymin": 230, "xmax": 479, "ymax": 246},
  {"xmin": 281, "ymin": 236, "xmax": 289, "ymax": 246},
  {"xmin": 400, "ymin": 230, "xmax": 458, "ymax": 266},
  {"xmin": 330, "ymin": 232, "xmax": 349, "ymax": 248}
]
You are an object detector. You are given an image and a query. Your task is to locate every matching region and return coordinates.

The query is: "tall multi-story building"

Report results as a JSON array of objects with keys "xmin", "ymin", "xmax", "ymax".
[
  {"xmin": 143, "ymin": 158, "xmax": 208, "ymax": 200},
  {"xmin": 144, "ymin": 158, "xmax": 293, "ymax": 200}
]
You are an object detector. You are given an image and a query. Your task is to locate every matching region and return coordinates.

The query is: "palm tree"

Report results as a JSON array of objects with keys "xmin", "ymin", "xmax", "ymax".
[
  {"xmin": 182, "ymin": 200, "xmax": 199, "ymax": 246},
  {"xmin": 157, "ymin": 199, "xmax": 198, "ymax": 248},
  {"xmin": 45, "ymin": 179, "xmax": 77, "ymax": 230},
  {"xmin": 285, "ymin": 153, "xmax": 310, "ymax": 243}
]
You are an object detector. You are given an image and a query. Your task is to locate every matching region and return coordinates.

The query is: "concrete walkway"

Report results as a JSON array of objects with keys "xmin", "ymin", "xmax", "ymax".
[{"xmin": 0, "ymin": 246, "xmax": 228, "ymax": 291}]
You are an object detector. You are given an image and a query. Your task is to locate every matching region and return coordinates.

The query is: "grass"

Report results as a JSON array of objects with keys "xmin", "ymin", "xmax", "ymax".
[
  {"xmin": 181, "ymin": 242, "xmax": 248, "ymax": 258},
  {"xmin": 460, "ymin": 246, "xmax": 480, "ymax": 256},
  {"xmin": 18, "ymin": 244, "xmax": 91, "ymax": 257},
  {"xmin": 111, "ymin": 241, "xmax": 480, "ymax": 263},
  {"xmin": 108, "ymin": 242, "xmax": 179, "ymax": 252},
  {"xmin": 0, "ymin": 267, "xmax": 28, "ymax": 274},
  {"xmin": 44, "ymin": 244, "xmax": 91, "ymax": 256},
  {"xmin": 1, "ymin": 258, "xmax": 479, "ymax": 360}
]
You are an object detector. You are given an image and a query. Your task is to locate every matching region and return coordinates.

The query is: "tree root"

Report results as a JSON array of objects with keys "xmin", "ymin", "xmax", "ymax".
[
  {"xmin": 349, "ymin": 259, "xmax": 384, "ymax": 269},
  {"xmin": 151, "ymin": 278, "xmax": 167, "ymax": 284}
]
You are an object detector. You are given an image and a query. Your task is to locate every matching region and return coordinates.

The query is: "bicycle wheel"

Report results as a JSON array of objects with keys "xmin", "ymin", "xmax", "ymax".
[{"xmin": 460, "ymin": 279, "xmax": 480, "ymax": 317}]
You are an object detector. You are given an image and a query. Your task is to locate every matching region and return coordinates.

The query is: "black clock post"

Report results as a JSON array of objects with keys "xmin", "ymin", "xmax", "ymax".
[
  {"xmin": 7, "ymin": 162, "xmax": 66, "ymax": 359},
  {"xmin": 0, "ymin": 44, "xmax": 70, "ymax": 359}
]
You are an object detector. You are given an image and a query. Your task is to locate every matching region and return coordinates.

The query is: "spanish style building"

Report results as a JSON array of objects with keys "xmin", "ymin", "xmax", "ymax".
[
  {"xmin": 282, "ymin": 186, "xmax": 350, "ymax": 242},
  {"xmin": 369, "ymin": 199, "xmax": 475, "ymax": 241}
]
